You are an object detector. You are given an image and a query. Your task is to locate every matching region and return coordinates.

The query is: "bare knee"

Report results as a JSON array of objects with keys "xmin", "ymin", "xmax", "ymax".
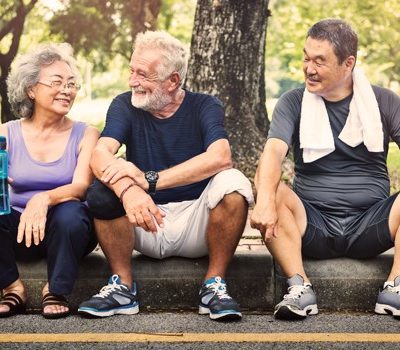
[
  {"xmin": 222, "ymin": 191, "xmax": 248, "ymax": 208},
  {"xmin": 210, "ymin": 192, "xmax": 248, "ymax": 224},
  {"xmin": 275, "ymin": 182, "xmax": 294, "ymax": 207},
  {"xmin": 275, "ymin": 182, "xmax": 307, "ymax": 235},
  {"xmin": 389, "ymin": 195, "xmax": 400, "ymax": 240},
  {"xmin": 215, "ymin": 191, "xmax": 247, "ymax": 211}
]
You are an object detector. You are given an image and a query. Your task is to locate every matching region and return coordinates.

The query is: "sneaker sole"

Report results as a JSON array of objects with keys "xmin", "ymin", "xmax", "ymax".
[
  {"xmin": 78, "ymin": 304, "xmax": 139, "ymax": 318},
  {"xmin": 375, "ymin": 303, "xmax": 400, "ymax": 317},
  {"xmin": 198, "ymin": 306, "xmax": 242, "ymax": 321},
  {"xmin": 274, "ymin": 304, "xmax": 318, "ymax": 320},
  {"xmin": 198, "ymin": 305, "xmax": 210, "ymax": 315}
]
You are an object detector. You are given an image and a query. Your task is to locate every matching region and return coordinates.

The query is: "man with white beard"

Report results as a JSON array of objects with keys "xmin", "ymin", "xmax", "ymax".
[{"xmin": 78, "ymin": 31, "xmax": 253, "ymax": 321}]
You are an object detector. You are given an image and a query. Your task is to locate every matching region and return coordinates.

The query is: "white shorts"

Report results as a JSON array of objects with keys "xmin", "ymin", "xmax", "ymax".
[{"xmin": 134, "ymin": 169, "xmax": 253, "ymax": 259}]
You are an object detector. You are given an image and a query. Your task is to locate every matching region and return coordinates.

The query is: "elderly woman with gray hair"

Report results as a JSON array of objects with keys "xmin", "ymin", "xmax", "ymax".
[{"xmin": 0, "ymin": 43, "xmax": 99, "ymax": 318}]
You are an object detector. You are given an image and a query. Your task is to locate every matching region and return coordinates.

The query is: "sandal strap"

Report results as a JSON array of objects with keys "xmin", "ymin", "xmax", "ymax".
[
  {"xmin": 1, "ymin": 293, "xmax": 24, "ymax": 306},
  {"xmin": 0, "ymin": 301, "xmax": 15, "ymax": 308},
  {"xmin": 42, "ymin": 293, "xmax": 69, "ymax": 308},
  {"xmin": 0, "ymin": 292, "xmax": 26, "ymax": 314}
]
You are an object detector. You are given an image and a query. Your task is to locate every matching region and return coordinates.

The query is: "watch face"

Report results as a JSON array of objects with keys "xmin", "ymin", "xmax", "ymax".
[{"xmin": 146, "ymin": 171, "xmax": 159, "ymax": 182}]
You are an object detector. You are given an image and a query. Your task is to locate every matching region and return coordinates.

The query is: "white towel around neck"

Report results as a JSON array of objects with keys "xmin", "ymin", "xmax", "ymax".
[{"xmin": 299, "ymin": 67, "xmax": 384, "ymax": 163}]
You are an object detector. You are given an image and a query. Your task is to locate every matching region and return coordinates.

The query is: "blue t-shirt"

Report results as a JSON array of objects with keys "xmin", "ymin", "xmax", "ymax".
[{"xmin": 101, "ymin": 90, "xmax": 228, "ymax": 204}]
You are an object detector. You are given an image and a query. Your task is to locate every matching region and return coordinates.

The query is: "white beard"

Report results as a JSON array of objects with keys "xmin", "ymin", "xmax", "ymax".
[{"xmin": 131, "ymin": 85, "xmax": 172, "ymax": 112}]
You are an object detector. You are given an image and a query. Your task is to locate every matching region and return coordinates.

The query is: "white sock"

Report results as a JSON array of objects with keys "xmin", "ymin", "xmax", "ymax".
[{"xmin": 384, "ymin": 281, "xmax": 394, "ymax": 288}]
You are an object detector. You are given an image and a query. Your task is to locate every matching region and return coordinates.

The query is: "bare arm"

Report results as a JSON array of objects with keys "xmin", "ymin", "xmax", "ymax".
[
  {"xmin": 250, "ymin": 138, "xmax": 288, "ymax": 240},
  {"xmin": 42, "ymin": 126, "xmax": 100, "ymax": 204},
  {"xmin": 157, "ymin": 138, "xmax": 232, "ymax": 189},
  {"xmin": 95, "ymin": 137, "xmax": 231, "ymax": 232},
  {"xmin": 102, "ymin": 138, "xmax": 233, "ymax": 192},
  {"xmin": 91, "ymin": 136, "xmax": 165, "ymax": 232},
  {"xmin": 18, "ymin": 125, "xmax": 100, "ymax": 247},
  {"xmin": 90, "ymin": 137, "xmax": 141, "ymax": 197},
  {"xmin": 0, "ymin": 123, "xmax": 7, "ymax": 138}
]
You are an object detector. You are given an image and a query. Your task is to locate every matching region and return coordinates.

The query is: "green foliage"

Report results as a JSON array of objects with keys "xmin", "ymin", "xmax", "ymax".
[
  {"xmin": 4, "ymin": 0, "xmax": 400, "ymax": 109},
  {"xmin": 44, "ymin": 0, "xmax": 195, "ymax": 98},
  {"xmin": 0, "ymin": 3, "xmax": 19, "ymax": 53},
  {"xmin": 388, "ymin": 143, "xmax": 400, "ymax": 169},
  {"xmin": 158, "ymin": 0, "xmax": 195, "ymax": 44},
  {"xmin": 388, "ymin": 142, "xmax": 400, "ymax": 194},
  {"xmin": 16, "ymin": 3, "xmax": 60, "ymax": 53},
  {"xmin": 266, "ymin": 0, "xmax": 400, "ymax": 98},
  {"xmin": 49, "ymin": 0, "xmax": 120, "ymax": 71},
  {"xmin": 90, "ymin": 55, "xmax": 130, "ymax": 98}
]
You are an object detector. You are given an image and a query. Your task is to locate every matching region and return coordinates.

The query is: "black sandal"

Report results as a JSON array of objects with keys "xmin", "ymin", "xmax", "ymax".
[
  {"xmin": 42, "ymin": 293, "xmax": 70, "ymax": 319},
  {"xmin": 0, "ymin": 292, "xmax": 27, "ymax": 318}
]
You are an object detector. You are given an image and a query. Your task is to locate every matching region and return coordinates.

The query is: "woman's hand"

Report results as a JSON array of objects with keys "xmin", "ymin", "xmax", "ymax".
[{"xmin": 17, "ymin": 193, "xmax": 50, "ymax": 247}]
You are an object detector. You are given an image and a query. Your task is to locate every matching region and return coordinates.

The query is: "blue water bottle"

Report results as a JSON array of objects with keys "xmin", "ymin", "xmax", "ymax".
[{"xmin": 0, "ymin": 136, "xmax": 10, "ymax": 215}]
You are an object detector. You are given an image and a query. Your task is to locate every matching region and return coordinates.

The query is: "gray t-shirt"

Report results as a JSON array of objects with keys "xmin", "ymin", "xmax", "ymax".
[{"xmin": 268, "ymin": 86, "xmax": 400, "ymax": 213}]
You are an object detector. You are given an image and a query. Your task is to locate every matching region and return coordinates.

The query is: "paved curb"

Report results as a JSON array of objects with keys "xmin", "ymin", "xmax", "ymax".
[{"xmin": 17, "ymin": 249, "xmax": 392, "ymax": 312}]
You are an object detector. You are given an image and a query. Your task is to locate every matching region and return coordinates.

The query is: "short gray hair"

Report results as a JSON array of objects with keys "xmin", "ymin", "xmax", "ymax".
[
  {"xmin": 133, "ymin": 31, "xmax": 188, "ymax": 85},
  {"xmin": 7, "ymin": 42, "xmax": 80, "ymax": 119},
  {"xmin": 307, "ymin": 19, "xmax": 358, "ymax": 65}
]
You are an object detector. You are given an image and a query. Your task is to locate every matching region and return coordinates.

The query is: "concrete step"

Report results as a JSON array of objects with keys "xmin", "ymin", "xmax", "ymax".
[{"xmin": 17, "ymin": 248, "xmax": 392, "ymax": 313}]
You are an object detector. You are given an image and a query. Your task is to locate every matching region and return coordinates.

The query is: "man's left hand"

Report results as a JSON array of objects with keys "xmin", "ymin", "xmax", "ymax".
[{"xmin": 122, "ymin": 185, "xmax": 165, "ymax": 233}]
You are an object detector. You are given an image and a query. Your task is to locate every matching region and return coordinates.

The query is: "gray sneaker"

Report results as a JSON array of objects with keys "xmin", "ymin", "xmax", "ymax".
[
  {"xmin": 375, "ymin": 276, "xmax": 400, "ymax": 318},
  {"xmin": 274, "ymin": 274, "xmax": 318, "ymax": 320}
]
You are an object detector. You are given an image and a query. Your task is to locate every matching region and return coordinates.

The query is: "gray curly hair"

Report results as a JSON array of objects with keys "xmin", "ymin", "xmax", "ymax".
[
  {"xmin": 133, "ymin": 31, "xmax": 188, "ymax": 85},
  {"xmin": 7, "ymin": 42, "xmax": 80, "ymax": 119}
]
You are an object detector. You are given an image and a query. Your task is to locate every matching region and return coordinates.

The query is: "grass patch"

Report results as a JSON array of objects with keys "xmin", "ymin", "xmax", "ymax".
[
  {"xmin": 388, "ymin": 142, "xmax": 400, "ymax": 169},
  {"xmin": 388, "ymin": 142, "xmax": 400, "ymax": 194}
]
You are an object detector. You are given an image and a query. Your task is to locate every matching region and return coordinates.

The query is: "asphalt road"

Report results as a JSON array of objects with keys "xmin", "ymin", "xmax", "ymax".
[
  {"xmin": 1, "ymin": 311, "xmax": 400, "ymax": 349},
  {"xmin": 5, "ymin": 209, "xmax": 397, "ymax": 349}
]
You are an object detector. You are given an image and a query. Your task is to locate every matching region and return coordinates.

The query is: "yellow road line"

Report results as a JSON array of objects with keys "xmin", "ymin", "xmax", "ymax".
[{"xmin": 0, "ymin": 333, "xmax": 400, "ymax": 343}]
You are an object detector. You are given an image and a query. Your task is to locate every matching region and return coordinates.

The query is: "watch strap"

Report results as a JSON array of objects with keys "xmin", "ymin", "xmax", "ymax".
[{"xmin": 148, "ymin": 181, "xmax": 156, "ymax": 195}]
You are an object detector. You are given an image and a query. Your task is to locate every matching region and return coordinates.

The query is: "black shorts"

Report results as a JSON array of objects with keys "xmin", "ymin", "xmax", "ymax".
[
  {"xmin": 86, "ymin": 179, "xmax": 126, "ymax": 220},
  {"xmin": 301, "ymin": 192, "xmax": 399, "ymax": 259}
]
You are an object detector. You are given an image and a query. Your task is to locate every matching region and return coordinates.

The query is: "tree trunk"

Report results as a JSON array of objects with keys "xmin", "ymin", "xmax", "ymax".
[
  {"xmin": 126, "ymin": 0, "xmax": 162, "ymax": 47},
  {"xmin": 0, "ymin": 70, "xmax": 12, "ymax": 123},
  {"xmin": 185, "ymin": 0, "xmax": 270, "ymax": 178},
  {"xmin": 0, "ymin": 0, "xmax": 38, "ymax": 123}
]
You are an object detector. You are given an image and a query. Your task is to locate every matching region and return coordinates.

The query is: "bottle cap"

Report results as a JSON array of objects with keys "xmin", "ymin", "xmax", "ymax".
[{"xmin": 0, "ymin": 136, "xmax": 6, "ymax": 150}]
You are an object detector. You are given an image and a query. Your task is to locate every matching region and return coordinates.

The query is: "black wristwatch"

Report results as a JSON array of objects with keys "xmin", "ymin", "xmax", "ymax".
[{"xmin": 144, "ymin": 171, "xmax": 159, "ymax": 195}]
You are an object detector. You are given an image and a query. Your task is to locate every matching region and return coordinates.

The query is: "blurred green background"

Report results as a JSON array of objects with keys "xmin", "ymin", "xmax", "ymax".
[{"xmin": 1, "ymin": 0, "xmax": 399, "ymax": 190}]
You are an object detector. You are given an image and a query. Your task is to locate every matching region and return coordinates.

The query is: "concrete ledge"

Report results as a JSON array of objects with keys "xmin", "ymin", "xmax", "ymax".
[
  {"xmin": 275, "ymin": 254, "xmax": 392, "ymax": 311},
  {"xmin": 17, "ymin": 250, "xmax": 274, "ymax": 312},
  {"xmin": 16, "ymin": 249, "xmax": 393, "ymax": 312}
]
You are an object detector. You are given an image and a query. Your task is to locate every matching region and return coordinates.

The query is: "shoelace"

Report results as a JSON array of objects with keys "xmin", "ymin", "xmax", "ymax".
[
  {"xmin": 386, "ymin": 284, "xmax": 400, "ymax": 294},
  {"xmin": 94, "ymin": 278, "xmax": 126, "ymax": 298},
  {"xmin": 283, "ymin": 284, "xmax": 310, "ymax": 300},
  {"xmin": 207, "ymin": 277, "xmax": 231, "ymax": 300}
]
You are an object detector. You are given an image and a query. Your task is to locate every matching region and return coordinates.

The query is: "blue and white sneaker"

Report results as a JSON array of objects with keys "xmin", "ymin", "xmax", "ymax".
[
  {"xmin": 198, "ymin": 276, "xmax": 242, "ymax": 321},
  {"xmin": 78, "ymin": 274, "xmax": 139, "ymax": 317}
]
